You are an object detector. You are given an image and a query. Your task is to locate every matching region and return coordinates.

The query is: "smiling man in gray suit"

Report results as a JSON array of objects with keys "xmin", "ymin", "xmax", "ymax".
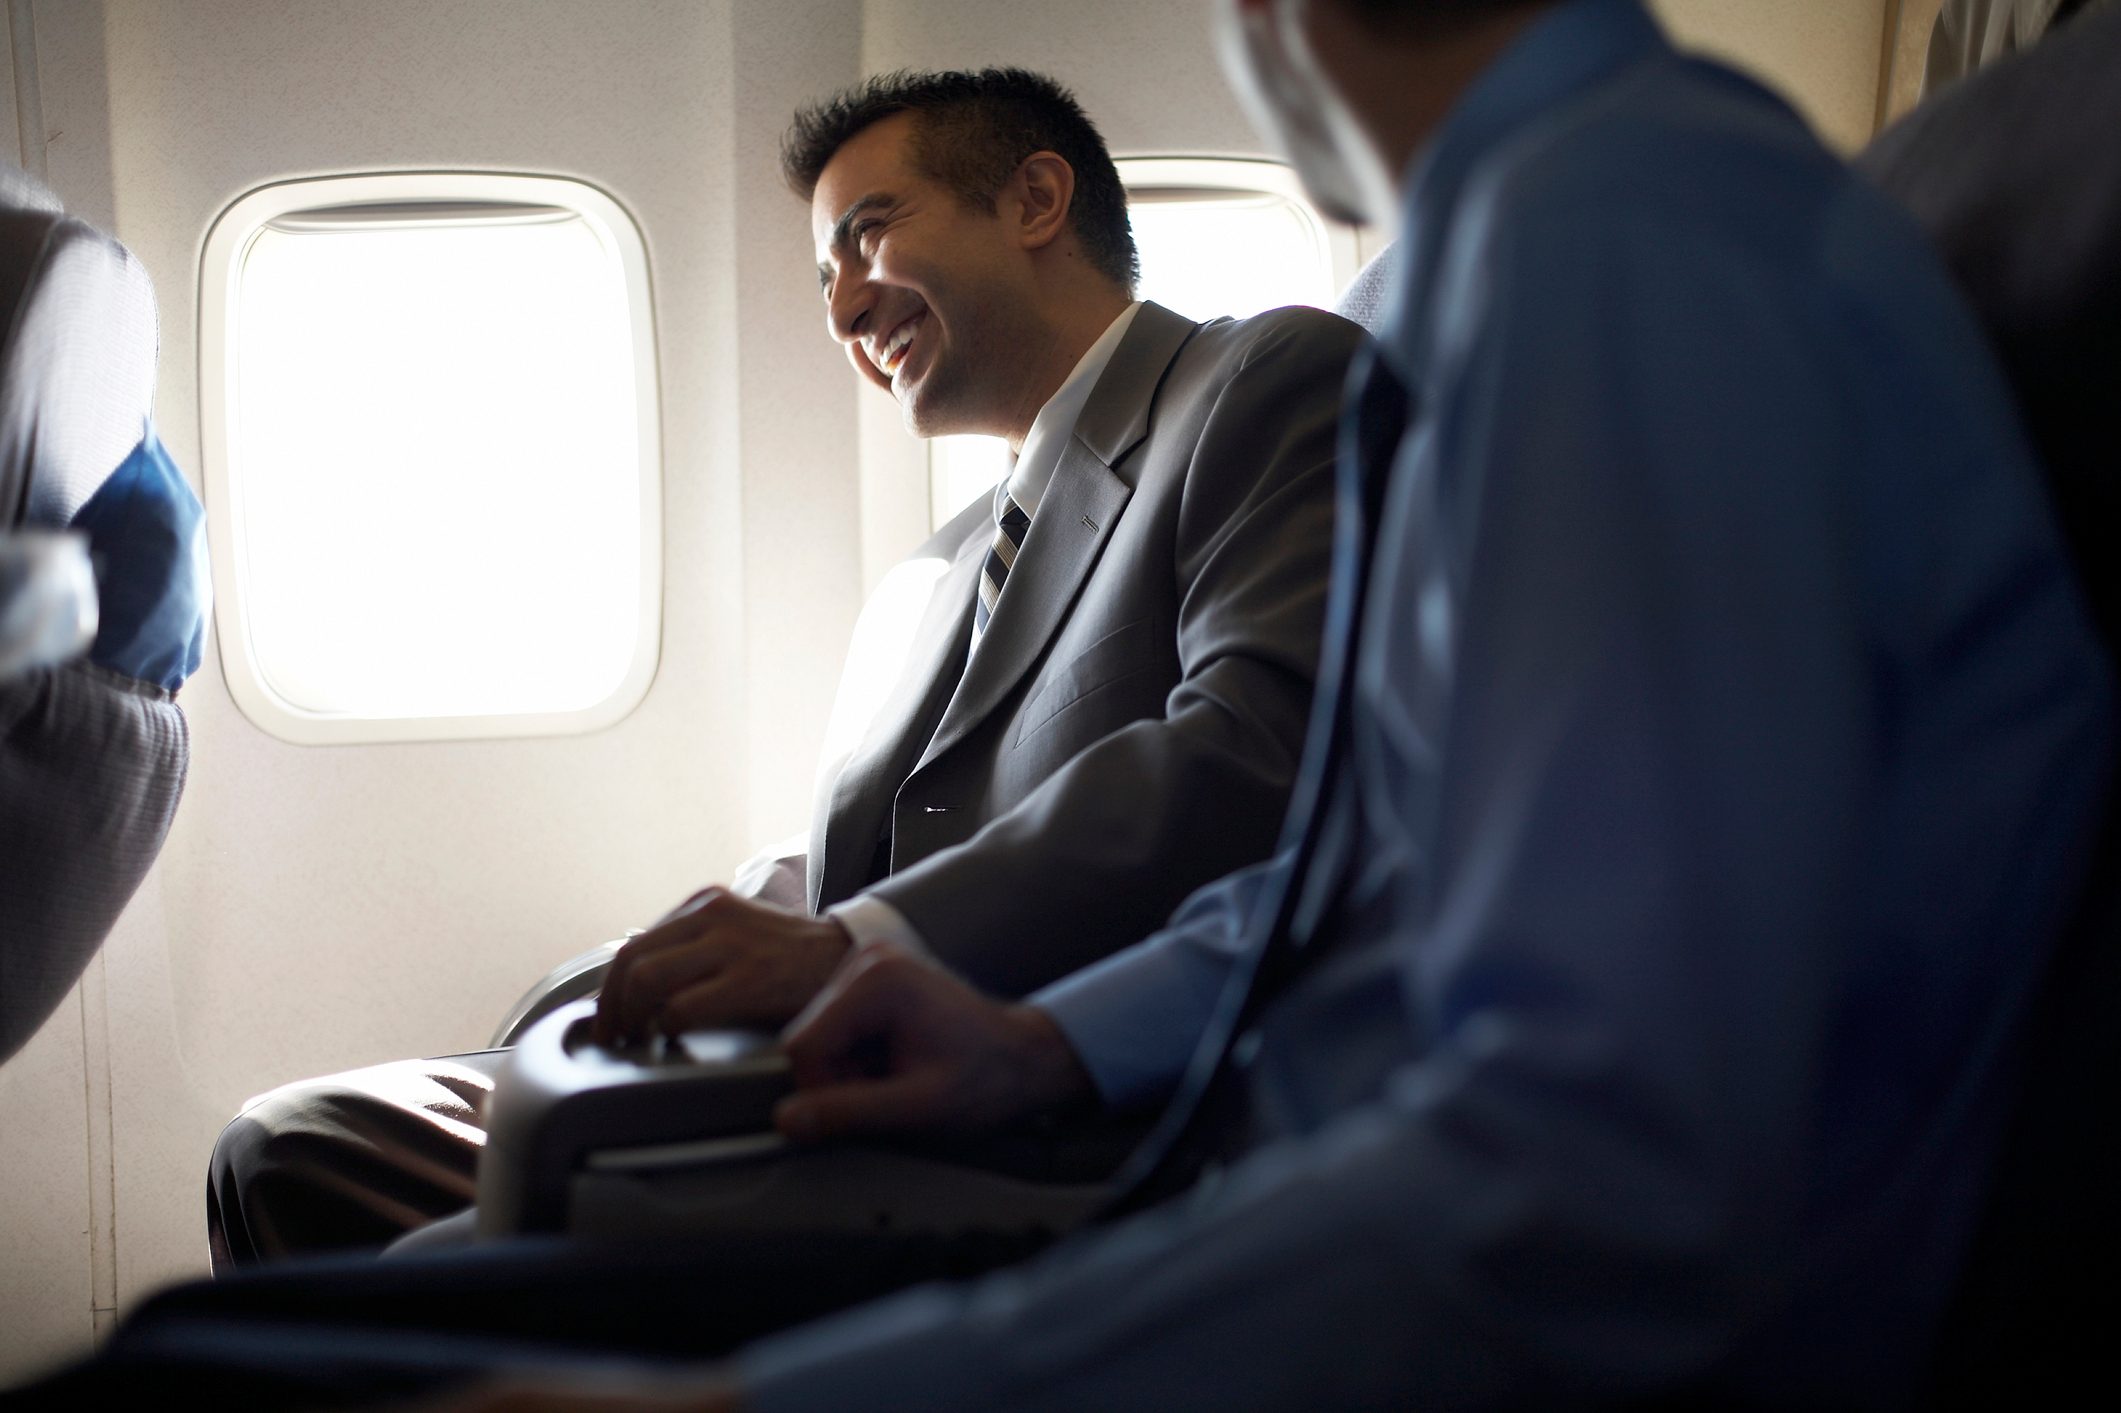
[{"xmin": 206, "ymin": 67, "xmax": 1367, "ymax": 1264}]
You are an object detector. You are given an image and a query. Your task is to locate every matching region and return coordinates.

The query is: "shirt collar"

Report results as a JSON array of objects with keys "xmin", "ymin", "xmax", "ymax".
[
  {"xmin": 1007, "ymin": 301, "xmax": 1143, "ymax": 519},
  {"xmin": 1380, "ymin": 0, "xmax": 1665, "ymax": 357}
]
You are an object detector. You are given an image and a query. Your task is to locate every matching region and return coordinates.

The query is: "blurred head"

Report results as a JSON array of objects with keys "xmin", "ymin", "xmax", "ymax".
[
  {"xmin": 1215, "ymin": 0, "xmax": 1554, "ymax": 226},
  {"xmin": 784, "ymin": 69, "xmax": 1138, "ymax": 441}
]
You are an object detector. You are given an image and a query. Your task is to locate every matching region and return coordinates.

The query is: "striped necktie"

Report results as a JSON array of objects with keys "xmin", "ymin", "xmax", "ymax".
[{"xmin": 972, "ymin": 484, "xmax": 1032, "ymax": 646}]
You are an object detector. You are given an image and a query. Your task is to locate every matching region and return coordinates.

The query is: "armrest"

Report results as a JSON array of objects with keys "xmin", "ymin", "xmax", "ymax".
[{"xmin": 475, "ymin": 1001, "xmax": 1131, "ymax": 1245}]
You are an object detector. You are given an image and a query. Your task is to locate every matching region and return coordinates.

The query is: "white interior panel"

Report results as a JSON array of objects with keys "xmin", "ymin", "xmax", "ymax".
[
  {"xmin": 1, "ymin": 12, "xmax": 20, "ymax": 168},
  {"xmin": 863, "ymin": 0, "xmax": 1265, "ymax": 158},
  {"xmin": 1655, "ymin": 0, "xmax": 1890, "ymax": 150},
  {"xmin": 0, "ymin": 993, "xmax": 91, "ymax": 1381}
]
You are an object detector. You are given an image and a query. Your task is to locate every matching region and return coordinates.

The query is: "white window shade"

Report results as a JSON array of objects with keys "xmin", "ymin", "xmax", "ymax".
[{"xmin": 201, "ymin": 174, "xmax": 662, "ymax": 743}]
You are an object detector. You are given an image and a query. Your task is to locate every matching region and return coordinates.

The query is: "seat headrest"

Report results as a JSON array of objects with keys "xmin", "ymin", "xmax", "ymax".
[
  {"xmin": 0, "ymin": 162, "xmax": 157, "ymax": 530},
  {"xmin": 1333, "ymin": 245, "xmax": 1401, "ymax": 337},
  {"xmin": 1860, "ymin": 4, "xmax": 2121, "ymax": 648},
  {"xmin": 0, "ymin": 164, "xmax": 62, "ymax": 217}
]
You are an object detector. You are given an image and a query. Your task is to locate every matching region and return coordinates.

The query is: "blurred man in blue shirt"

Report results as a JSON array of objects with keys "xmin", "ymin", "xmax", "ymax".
[
  {"xmin": 717, "ymin": 2, "xmax": 2111, "ymax": 1407},
  {"xmin": 18, "ymin": 1, "xmax": 2107, "ymax": 1409}
]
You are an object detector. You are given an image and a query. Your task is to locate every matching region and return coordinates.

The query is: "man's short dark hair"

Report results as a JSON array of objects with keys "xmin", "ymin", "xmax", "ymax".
[{"xmin": 782, "ymin": 67, "xmax": 1139, "ymax": 292}]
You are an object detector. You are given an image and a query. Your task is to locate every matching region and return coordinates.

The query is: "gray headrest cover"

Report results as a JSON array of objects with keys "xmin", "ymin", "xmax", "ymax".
[{"xmin": 0, "ymin": 162, "xmax": 158, "ymax": 528}]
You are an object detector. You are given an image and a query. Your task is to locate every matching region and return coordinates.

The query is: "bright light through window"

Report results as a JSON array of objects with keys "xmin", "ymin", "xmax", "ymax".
[
  {"xmin": 931, "ymin": 159, "xmax": 1349, "ymax": 527},
  {"xmin": 1127, "ymin": 192, "xmax": 1336, "ymax": 323},
  {"xmin": 202, "ymin": 175, "xmax": 662, "ymax": 743}
]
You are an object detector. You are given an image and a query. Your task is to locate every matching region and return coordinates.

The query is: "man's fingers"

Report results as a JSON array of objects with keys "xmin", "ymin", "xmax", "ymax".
[
  {"xmin": 656, "ymin": 972, "xmax": 784, "ymax": 1033},
  {"xmin": 780, "ymin": 949, "xmax": 907, "ymax": 1087},
  {"xmin": 648, "ymin": 885, "xmax": 728, "ymax": 929},
  {"xmin": 622, "ymin": 891, "xmax": 731, "ymax": 959},
  {"xmin": 775, "ymin": 1070, "xmax": 954, "ymax": 1143},
  {"xmin": 596, "ymin": 925, "xmax": 700, "ymax": 1042},
  {"xmin": 600, "ymin": 939, "xmax": 725, "ymax": 1042},
  {"xmin": 393, "ymin": 1371, "xmax": 738, "ymax": 1413}
]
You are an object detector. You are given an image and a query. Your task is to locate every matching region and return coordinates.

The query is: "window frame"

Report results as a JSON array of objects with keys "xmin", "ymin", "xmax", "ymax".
[
  {"xmin": 198, "ymin": 171, "xmax": 664, "ymax": 746},
  {"xmin": 1116, "ymin": 154, "xmax": 1364, "ymax": 290}
]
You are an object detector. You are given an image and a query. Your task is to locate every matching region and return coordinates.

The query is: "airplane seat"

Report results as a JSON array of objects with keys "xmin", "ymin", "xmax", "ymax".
[
  {"xmin": 1857, "ymin": 5, "xmax": 2121, "ymax": 1405},
  {"xmin": 487, "ymin": 934, "xmax": 631, "ymax": 1048},
  {"xmin": 0, "ymin": 161, "xmax": 194, "ymax": 1065},
  {"xmin": 1332, "ymin": 243, "xmax": 1400, "ymax": 336},
  {"xmin": 478, "ymin": 999, "xmax": 1117, "ymax": 1246}
]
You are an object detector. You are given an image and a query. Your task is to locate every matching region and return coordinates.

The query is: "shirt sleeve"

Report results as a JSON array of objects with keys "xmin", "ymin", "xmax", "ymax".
[
  {"xmin": 1030, "ymin": 854, "xmax": 1281, "ymax": 1109},
  {"xmin": 826, "ymin": 892, "xmax": 934, "ymax": 962}
]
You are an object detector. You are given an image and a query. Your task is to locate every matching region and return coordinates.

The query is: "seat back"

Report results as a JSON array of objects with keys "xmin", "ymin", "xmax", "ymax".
[
  {"xmin": 0, "ymin": 169, "xmax": 157, "ymax": 528},
  {"xmin": 0, "ymin": 164, "xmax": 187, "ymax": 1065},
  {"xmin": 1858, "ymin": 6, "xmax": 2121, "ymax": 1402},
  {"xmin": 1332, "ymin": 244, "xmax": 1401, "ymax": 337}
]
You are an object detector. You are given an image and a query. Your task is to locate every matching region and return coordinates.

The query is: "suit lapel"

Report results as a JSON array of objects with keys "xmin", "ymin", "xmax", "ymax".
[
  {"xmin": 917, "ymin": 303, "xmax": 1199, "ymax": 771},
  {"xmin": 809, "ymin": 533, "xmax": 984, "ymax": 911}
]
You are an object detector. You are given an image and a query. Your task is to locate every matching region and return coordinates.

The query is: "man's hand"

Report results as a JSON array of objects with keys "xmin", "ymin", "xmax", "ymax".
[
  {"xmin": 394, "ymin": 1371, "xmax": 739, "ymax": 1413},
  {"xmin": 776, "ymin": 939, "xmax": 1096, "ymax": 1142},
  {"xmin": 594, "ymin": 887, "xmax": 852, "ymax": 1043}
]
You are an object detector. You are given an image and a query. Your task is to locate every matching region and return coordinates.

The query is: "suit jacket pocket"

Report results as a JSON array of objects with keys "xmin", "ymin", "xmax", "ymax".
[{"xmin": 1014, "ymin": 616, "xmax": 1163, "ymax": 749}]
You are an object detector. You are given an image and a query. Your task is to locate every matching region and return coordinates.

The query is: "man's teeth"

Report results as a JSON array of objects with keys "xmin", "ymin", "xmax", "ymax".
[{"xmin": 882, "ymin": 317, "xmax": 922, "ymax": 373}]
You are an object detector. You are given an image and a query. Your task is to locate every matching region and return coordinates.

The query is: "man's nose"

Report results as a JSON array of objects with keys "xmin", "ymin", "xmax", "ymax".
[{"xmin": 826, "ymin": 269, "xmax": 873, "ymax": 344}]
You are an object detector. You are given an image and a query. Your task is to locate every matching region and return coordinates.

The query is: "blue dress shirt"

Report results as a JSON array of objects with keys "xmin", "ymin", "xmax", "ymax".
[
  {"xmin": 69, "ymin": 425, "xmax": 210, "ymax": 692},
  {"xmin": 742, "ymin": 1, "xmax": 2111, "ymax": 1406}
]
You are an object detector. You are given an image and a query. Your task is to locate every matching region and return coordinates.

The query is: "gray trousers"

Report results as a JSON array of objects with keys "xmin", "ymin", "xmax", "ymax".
[{"xmin": 207, "ymin": 1050, "xmax": 507, "ymax": 1270}]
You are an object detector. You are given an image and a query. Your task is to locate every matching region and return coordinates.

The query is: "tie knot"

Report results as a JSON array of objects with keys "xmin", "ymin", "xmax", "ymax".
[
  {"xmin": 975, "ymin": 486, "xmax": 1034, "ymax": 645},
  {"xmin": 996, "ymin": 489, "xmax": 1031, "ymax": 541}
]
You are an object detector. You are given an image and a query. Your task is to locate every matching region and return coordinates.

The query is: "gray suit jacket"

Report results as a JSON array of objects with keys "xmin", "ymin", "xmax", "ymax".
[{"xmin": 806, "ymin": 300, "xmax": 1364, "ymax": 996}]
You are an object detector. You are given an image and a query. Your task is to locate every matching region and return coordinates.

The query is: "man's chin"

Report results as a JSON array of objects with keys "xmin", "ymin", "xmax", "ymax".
[{"xmin": 897, "ymin": 384, "xmax": 973, "ymax": 441}]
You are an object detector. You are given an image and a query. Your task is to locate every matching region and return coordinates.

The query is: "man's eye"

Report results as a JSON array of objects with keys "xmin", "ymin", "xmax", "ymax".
[{"xmin": 853, "ymin": 219, "xmax": 882, "ymax": 251}]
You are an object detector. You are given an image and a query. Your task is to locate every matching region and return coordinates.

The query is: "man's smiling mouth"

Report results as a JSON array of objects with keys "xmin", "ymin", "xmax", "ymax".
[{"xmin": 877, "ymin": 312, "xmax": 926, "ymax": 378}]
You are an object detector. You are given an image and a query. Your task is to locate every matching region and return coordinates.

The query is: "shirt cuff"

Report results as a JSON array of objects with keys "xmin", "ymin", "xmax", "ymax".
[
  {"xmin": 1030, "ymin": 940, "xmax": 1212, "ymax": 1111},
  {"xmin": 827, "ymin": 892, "xmax": 935, "ymax": 962}
]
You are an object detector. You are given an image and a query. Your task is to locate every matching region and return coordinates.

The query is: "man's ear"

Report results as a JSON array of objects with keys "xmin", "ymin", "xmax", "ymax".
[{"xmin": 1011, "ymin": 151, "xmax": 1077, "ymax": 253}]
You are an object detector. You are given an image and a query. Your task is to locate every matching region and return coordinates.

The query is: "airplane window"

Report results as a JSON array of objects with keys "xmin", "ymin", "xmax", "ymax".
[
  {"xmin": 199, "ymin": 174, "xmax": 662, "ymax": 744},
  {"xmin": 930, "ymin": 157, "xmax": 1354, "ymax": 527}
]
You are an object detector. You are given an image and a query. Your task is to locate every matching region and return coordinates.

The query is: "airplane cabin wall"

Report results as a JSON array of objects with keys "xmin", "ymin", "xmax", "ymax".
[
  {"xmin": 1, "ymin": 0, "xmax": 1892, "ymax": 1383},
  {"xmin": 1658, "ymin": 0, "xmax": 1890, "ymax": 151}
]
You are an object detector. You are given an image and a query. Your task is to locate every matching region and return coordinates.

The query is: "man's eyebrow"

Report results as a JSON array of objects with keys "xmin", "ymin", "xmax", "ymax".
[{"xmin": 817, "ymin": 192, "xmax": 897, "ymax": 292}]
